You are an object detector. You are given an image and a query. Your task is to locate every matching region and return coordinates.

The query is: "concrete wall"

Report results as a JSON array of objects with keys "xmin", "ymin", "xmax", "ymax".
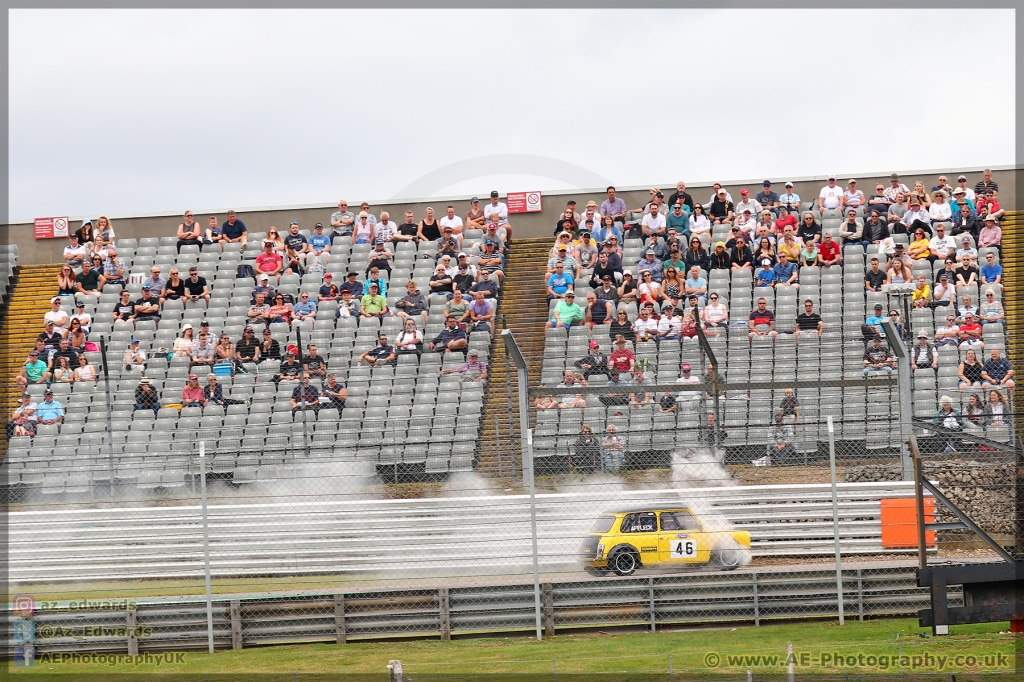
[{"xmin": 2, "ymin": 166, "xmax": 1016, "ymax": 266}]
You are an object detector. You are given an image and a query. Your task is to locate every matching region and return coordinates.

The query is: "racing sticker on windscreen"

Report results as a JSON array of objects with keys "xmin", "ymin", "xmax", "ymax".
[{"xmin": 671, "ymin": 539, "xmax": 697, "ymax": 558}]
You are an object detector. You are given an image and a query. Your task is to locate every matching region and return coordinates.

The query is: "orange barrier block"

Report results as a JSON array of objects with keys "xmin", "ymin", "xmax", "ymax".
[{"xmin": 880, "ymin": 498, "xmax": 936, "ymax": 548}]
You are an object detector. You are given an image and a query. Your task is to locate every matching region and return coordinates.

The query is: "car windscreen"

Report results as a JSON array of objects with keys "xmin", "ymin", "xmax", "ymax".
[{"xmin": 590, "ymin": 516, "xmax": 615, "ymax": 533}]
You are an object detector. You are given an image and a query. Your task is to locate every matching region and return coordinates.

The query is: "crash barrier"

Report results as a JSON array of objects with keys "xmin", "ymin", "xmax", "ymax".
[
  {"xmin": 3, "ymin": 564, "xmax": 964, "ymax": 655},
  {"xmin": 8, "ymin": 482, "xmax": 925, "ymax": 583}
]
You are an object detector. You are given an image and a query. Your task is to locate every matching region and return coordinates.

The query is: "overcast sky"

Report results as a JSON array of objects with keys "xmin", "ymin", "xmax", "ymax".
[{"xmin": 9, "ymin": 8, "xmax": 1016, "ymax": 222}]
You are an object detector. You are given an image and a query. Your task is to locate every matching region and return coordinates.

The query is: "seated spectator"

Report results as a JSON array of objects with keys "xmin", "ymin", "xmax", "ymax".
[
  {"xmin": 755, "ymin": 258, "xmax": 777, "ymax": 288},
  {"xmin": 573, "ymin": 341, "xmax": 608, "ymax": 379},
  {"xmin": 617, "ymin": 271, "xmax": 637, "ymax": 305},
  {"xmin": 547, "ymin": 290, "xmax": 583, "ymax": 330},
  {"xmin": 269, "ymin": 294, "xmax": 294, "ymax": 325},
  {"xmin": 394, "ymin": 319, "xmax": 423, "ymax": 356},
  {"xmin": 308, "ymin": 222, "xmax": 332, "ymax": 262},
  {"xmin": 75, "ymin": 260, "xmax": 106, "ymax": 298},
  {"xmin": 219, "ymin": 210, "xmax": 248, "ymax": 247},
  {"xmin": 7, "ymin": 393, "xmax": 38, "ymax": 438},
  {"xmin": 601, "ymin": 425, "xmax": 625, "ymax": 473},
  {"xmin": 631, "ymin": 304, "xmax": 659, "ymax": 342},
  {"xmin": 629, "ymin": 368, "xmax": 653, "ymax": 408},
  {"xmin": 64, "ymin": 318, "xmax": 87, "ymax": 352},
  {"xmin": 911, "ymin": 276, "xmax": 931, "ymax": 308},
  {"xmin": 584, "ymin": 291, "xmax": 613, "ymax": 329},
  {"xmin": 181, "ymin": 374, "xmax": 206, "ymax": 408},
  {"xmin": 322, "ymin": 374, "xmax": 347, "ymax": 409},
  {"xmin": 981, "ymin": 349, "xmax": 1014, "ymax": 394},
  {"xmin": 861, "ymin": 209, "xmax": 890, "ymax": 250},
  {"xmin": 289, "ymin": 292, "xmax": 316, "ymax": 323},
  {"xmin": 729, "ymin": 237, "xmax": 754, "ymax": 271},
  {"xmin": 556, "ymin": 370, "xmax": 587, "ymax": 410},
  {"xmin": 291, "ymin": 376, "xmax": 320, "ymax": 415},
  {"xmin": 205, "ymin": 215, "xmax": 222, "ymax": 244},
  {"xmin": 469, "ymin": 269, "xmax": 499, "ymax": 300},
  {"xmin": 330, "ymin": 200, "xmax": 355, "ymax": 238},
  {"xmin": 235, "ymin": 327, "xmax": 261, "ymax": 364},
  {"xmin": 317, "ymin": 272, "xmax": 340, "ymax": 302},
  {"xmin": 203, "ymin": 374, "xmax": 225, "ymax": 407},
  {"xmin": 929, "ymin": 224, "xmax": 957, "ymax": 263},
  {"xmin": 838, "ymin": 208, "xmax": 863, "ymax": 247},
  {"xmin": 960, "ymin": 349, "xmax": 984, "ymax": 388},
  {"xmin": 444, "ymin": 288, "xmax": 471, "ymax": 325},
  {"xmin": 63, "ymin": 232, "xmax": 88, "ymax": 269},
  {"xmin": 657, "ymin": 305, "xmax": 684, "ymax": 341},
  {"xmin": 535, "ymin": 393, "xmax": 558, "ymax": 410},
  {"xmin": 358, "ymin": 334, "xmax": 397, "ymax": 366},
  {"xmin": 865, "ymin": 257, "xmax": 886, "ymax": 292},
  {"xmin": 980, "ymin": 252, "xmax": 1002, "ymax": 286},
  {"xmin": 32, "ymin": 388, "xmax": 63, "ymax": 427},
  {"xmin": 816, "ymin": 232, "xmax": 842, "ymax": 266},
  {"xmin": 935, "ymin": 257, "xmax": 958, "ymax": 286},
  {"xmin": 45, "ymin": 296, "xmax": 69, "ymax": 333},
  {"xmin": 334, "ymin": 289, "xmax": 357, "ymax": 319},
  {"xmin": 390, "ymin": 280, "xmax": 428, "ymax": 327},
  {"xmin": 429, "ymin": 264, "xmax": 454, "ymax": 301},
  {"xmin": 707, "ymin": 241, "xmax": 731, "ymax": 270},
  {"xmin": 49, "ymin": 355, "xmax": 74, "ymax": 384},
  {"xmin": 793, "ymin": 300, "xmax": 824, "ymax": 341},
  {"xmin": 176, "ymin": 210, "xmax": 203, "ymax": 252},
  {"xmin": 637, "ymin": 270, "xmax": 661, "ymax": 306},
  {"xmin": 255, "ymin": 240, "xmax": 284, "ymax": 284},
  {"xmin": 933, "ymin": 314, "xmax": 959, "ymax": 348},
  {"xmin": 439, "ymin": 348, "xmax": 487, "ymax": 387},
  {"xmin": 957, "ymin": 312, "xmax": 983, "ymax": 350},
  {"xmin": 215, "ymin": 333, "xmax": 236, "ymax": 367},
  {"xmin": 123, "ymin": 338, "xmax": 147, "ymax": 373},
  {"xmin": 477, "ymin": 240, "xmax": 505, "ymax": 284},
  {"xmin": 259, "ymin": 327, "xmax": 279, "ymax": 362},
  {"xmin": 282, "ymin": 243, "xmax": 305, "ymax": 277},
  {"xmin": 978, "ymin": 288, "xmax": 1004, "ymax": 326},
  {"xmin": 683, "ymin": 265, "xmax": 708, "ymax": 303},
  {"xmin": 955, "ymin": 255, "xmax": 978, "ymax": 286},
  {"xmin": 911, "ymin": 332, "xmax": 938, "ymax": 371},
  {"xmin": 932, "ymin": 273, "xmax": 954, "ymax": 308},
  {"xmin": 862, "ymin": 338, "xmax": 895, "ymax": 377},
  {"xmin": 636, "ymin": 248, "xmax": 664, "ymax": 283},
  {"xmin": 366, "ymin": 238, "xmax": 394, "ymax": 275},
  {"xmin": 865, "ymin": 303, "xmax": 887, "ymax": 335},
  {"xmin": 709, "ymin": 188, "xmax": 734, "ymax": 224},
  {"xmin": 73, "ymin": 353, "xmax": 97, "ymax": 384},
  {"xmin": 978, "ymin": 215, "xmax": 1001, "ymax": 253},
  {"xmin": 660, "ymin": 267, "xmax": 683, "ymax": 308},
  {"xmin": 182, "ymin": 266, "xmax": 210, "ymax": 305},
  {"xmin": 264, "ymin": 226, "xmax": 285, "ymax": 253},
  {"xmin": 908, "ymin": 228, "xmax": 931, "ymax": 260},
  {"xmin": 436, "ymin": 226, "xmax": 460, "ymax": 262},
  {"xmin": 593, "ymin": 274, "xmax": 620, "ymax": 303},
  {"xmin": 700, "ymin": 293, "xmax": 728, "ymax": 331},
  {"xmin": 57, "ymin": 264, "xmax": 77, "ymax": 297},
  {"xmin": 247, "ymin": 292, "xmax": 272, "ymax": 327},
  {"xmin": 430, "ymin": 316, "xmax": 468, "ymax": 355},
  {"xmin": 982, "ymin": 389, "xmax": 1009, "ymax": 429},
  {"xmin": 550, "ymin": 231, "xmax": 577, "ymax": 259},
  {"xmin": 252, "ymin": 274, "xmax": 276, "ymax": 302},
  {"xmin": 339, "ymin": 270, "xmax": 363, "ymax": 297},
  {"xmin": 748, "ymin": 297, "xmax": 778, "ymax": 341},
  {"xmin": 133, "ymin": 286, "xmax": 161, "ymax": 322},
  {"xmin": 359, "ymin": 283, "xmax": 389, "ymax": 320},
  {"xmin": 276, "ymin": 349, "xmax": 304, "ymax": 382},
  {"xmin": 299, "ymin": 344, "xmax": 326, "ymax": 380},
  {"xmin": 452, "ymin": 262, "xmax": 476, "ymax": 296},
  {"xmin": 468, "ymin": 290, "xmax": 495, "ymax": 334}
]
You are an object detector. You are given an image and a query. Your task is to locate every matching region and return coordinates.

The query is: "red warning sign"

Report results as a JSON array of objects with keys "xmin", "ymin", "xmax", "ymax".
[
  {"xmin": 34, "ymin": 216, "xmax": 70, "ymax": 239},
  {"xmin": 507, "ymin": 191, "xmax": 542, "ymax": 214}
]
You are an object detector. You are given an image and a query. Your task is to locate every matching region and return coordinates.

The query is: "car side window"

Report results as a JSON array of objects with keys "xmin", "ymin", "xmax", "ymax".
[
  {"xmin": 620, "ymin": 512, "xmax": 657, "ymax": 533},
  {"xmin": 660, "ymin": 511, "xmax": 700, "ymax": 531}
]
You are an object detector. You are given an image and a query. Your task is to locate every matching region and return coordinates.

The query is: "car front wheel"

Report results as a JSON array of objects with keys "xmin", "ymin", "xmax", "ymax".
[
  {"xmin": 610, "ymin": 548, "xmax": 640, "ymax": 576},
  {"xmin": 710, "ymin": 547, "xmax": 741, "ymax": 570}
]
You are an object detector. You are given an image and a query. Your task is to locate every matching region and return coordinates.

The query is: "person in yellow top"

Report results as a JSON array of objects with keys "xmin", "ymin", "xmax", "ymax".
[
  {"xmin": 912, "ymin": 275, "xmax": 931, "ymax": 308},
  {"xmin": 908, "ymin": 228, "xmax": 931, "ymax": 260}
]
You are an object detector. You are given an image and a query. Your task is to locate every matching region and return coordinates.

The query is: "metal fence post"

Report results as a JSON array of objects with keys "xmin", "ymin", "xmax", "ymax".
[
  {"xmin": 199, "ymin": 441, "xmax": 214, "ymax": 654},
  {"xmin": 295, "ymin": 327, "xmax": 310, "ymax": 460},
  {"xmin": 98, "ymin": 338, "xmax": 116, "ymax": 503},
  {"xmin": 502, "ymin": 329, "xmax": 542, "ymax": 641},
  {"xmin": 827, "ymin": 416, "xmax": 844, "ymax": 625},
  {"xmin": 882, "ymin": 319, "xmax": 913, "ymax": 480}
]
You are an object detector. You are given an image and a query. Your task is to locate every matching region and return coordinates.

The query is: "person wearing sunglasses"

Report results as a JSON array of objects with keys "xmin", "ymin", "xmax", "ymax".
[
  {"xmin": 979, "ymin": 289, "xmax": 1005, "ymax": 326},
  {"xmin": 176, "ymin": 210, "xmax": 203, "ymax": 253}
]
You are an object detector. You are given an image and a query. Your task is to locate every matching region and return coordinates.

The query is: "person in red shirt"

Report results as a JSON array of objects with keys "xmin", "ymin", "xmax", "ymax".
[
  {"xmin": 957, "ymin": 312, "xmax": 984, "ymax": 350},
  {"xmin": 976, "ymin": 189, "xmax": 1003, "ymax": 220},
  {"xmin": 816, "ymin": 232, "xmax": 842, "ymax": 266},
  {"xmin": 609, "ymin": 335, "xmax": 636, "ymax": 375},
  {"xmin": 181, "ymin": 373, "xmax": 207, "ymax": 407},
  {"xmin": 747, "ymin": 297, "xmax": 778, "ymax": 340},
  {"xmin": 255, "ymin": 240, "xmax": 284, "ymax": 284},
  {"xmin": 773, "ymin": 207, "xmax": 798, "ymax": 233}
]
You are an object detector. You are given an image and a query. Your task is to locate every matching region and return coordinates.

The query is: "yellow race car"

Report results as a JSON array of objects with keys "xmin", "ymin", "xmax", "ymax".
[{"xmin": 581, "ymin": 507, "xmax": 751, "ymax": 576}]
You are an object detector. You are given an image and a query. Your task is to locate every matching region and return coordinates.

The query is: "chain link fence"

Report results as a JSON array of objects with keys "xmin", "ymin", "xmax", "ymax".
[{"xmin": 4, "ymin": 230, "xmax": 1019, "ymax": 658}]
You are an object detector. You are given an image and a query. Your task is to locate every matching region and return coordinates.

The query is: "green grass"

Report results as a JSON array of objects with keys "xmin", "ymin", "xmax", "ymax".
[{"xmin": 10, "ymin": 618, "xmax": 1018, "ymax": 680}]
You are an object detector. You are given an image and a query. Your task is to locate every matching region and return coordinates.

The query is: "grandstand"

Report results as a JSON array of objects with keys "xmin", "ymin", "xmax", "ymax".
[
  {"xmin": 4, "ymin": 230, "xmax": 499, "ymax": 496},
  {"xmin": 0, "ymin": 179, "xmax": 1016, "ymax": 499}
]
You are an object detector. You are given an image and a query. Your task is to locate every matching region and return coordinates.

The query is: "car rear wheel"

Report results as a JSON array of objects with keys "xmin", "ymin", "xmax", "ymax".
[
  {"xmin": 710, "ymin": 547, "xmax": 741, "ymax": 570},
  {"xmin": 610, "ymin": 548, "xmax": 640, "ymax": 576}
]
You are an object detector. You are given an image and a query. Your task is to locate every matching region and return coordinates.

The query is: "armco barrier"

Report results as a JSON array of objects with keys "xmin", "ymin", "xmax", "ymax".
[{"xmin": 4, "ymin": 565, "xmax": 962, "ymax": 655}]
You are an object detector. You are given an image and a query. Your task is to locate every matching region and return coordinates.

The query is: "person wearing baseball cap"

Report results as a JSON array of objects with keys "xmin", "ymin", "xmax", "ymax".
[
  {"xmin": 756, "ymin": 180, "xmax": 780, "ymax": 215},
  {"xmin": 182, "ymin": 373, "xmax": 206, "ymax": 408},
  {"xmin": 574, "ymin": 339, "xmax": 608, "ymax": 378},
  {"xmin": 546, "ymin": 289, "xmax": 583, "ymax": 330},
  {"xmin": 485, "ymin": 191, "xmax": 510, "ymax": 236}
]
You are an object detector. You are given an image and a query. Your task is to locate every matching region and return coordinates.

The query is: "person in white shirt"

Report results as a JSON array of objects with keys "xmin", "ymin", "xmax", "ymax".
[
  {"xmin": 657, "ymin": 306, "xmax": 684, "ymax": 340},
  {"xmin": 955, "ymin": 236, "xmax": 977, "ymax": 265},
  {"xmin": 632, "ymin": 305, "xmax": 660, "ymax": 342},
  {"xmin": 44, "ymin": 297, "xmax": 69, "ymax": 334},
  {"xmin": 375, "ymin": 212, "xmax": 398, "ymax": 243},
  {"xmin": 641, "ymin": 208, "xmax": 666, "ymax": 237},
  {"xmin": 928, "ymin": 190, "xmax": 952, "ymax": 222},
  {"xmin": 580, "ymin": 200, "xmax": 603, "ymax": 227},
  {"xmin": 483, "ymin": 191, "xmax": 508, "ymax": 226},
  {"xmin": 955, "ymin": 175, "xmax": 976, "ymax": 202},
  {"xmin": 734, "ymin": 209, "xmax": 757, "ymax": 234},
  {"xmin": 71, "ymin": 300, "xmax": 92, "ymax": 335},
  {"xmin": 439, "ymin": 206, "xmax": 464, "ymax": 247},
  {"xmin": 817, "ymin": 175, "xmax": 843, "ymax": 212},
  {"xmin": 928, "ymin": 224, "xmax": 957, "ymax": 262},
  {"xmin": 841, "ymin": 179, "xmax": 865, "ymax": 212},
  {"xmin": 674, "ymin": 363, "xmax": 702, "ymax": 410},
  {"xmin": 705, "ymin": 183, "xmax": 733, "ymax": 208},
  {"xmin": 733, "ymin": 190, "xmax": 762, "ymax": 219}
]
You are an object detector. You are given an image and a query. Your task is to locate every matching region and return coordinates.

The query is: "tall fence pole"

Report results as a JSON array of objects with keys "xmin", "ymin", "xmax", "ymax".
[
  {"xmin": 827, "ymin": 416, "xmax": 844, "ymax": 625},
  {"xmin": 296, "ymin": 326, "xmax": 310, "ymax": 460},
  {"xmin": 883, "ymin": 319, "xmax": 913, "ymax": 480},
  {"xmin": 502, "ymin": 329, "xmax": 543, "ymax": 641},
  {"xmin": 98, "ymin": 338, "xmax": 116, "ymax": 503},
  {"xmin": 199, "ymin": 441, "xmax": 214, "ymax": 654}
]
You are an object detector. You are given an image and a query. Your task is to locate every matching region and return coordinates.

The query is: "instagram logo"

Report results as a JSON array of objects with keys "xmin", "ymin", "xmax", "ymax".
[{"xmin": 13, "ymin": 594, "xmax": 34, "ymax": 618}]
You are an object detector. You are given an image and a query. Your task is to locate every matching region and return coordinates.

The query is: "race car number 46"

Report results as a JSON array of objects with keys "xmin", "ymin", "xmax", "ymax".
[{"xmin": 671, "ymin": 540, "xmax": 697, "ymax": 558}]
